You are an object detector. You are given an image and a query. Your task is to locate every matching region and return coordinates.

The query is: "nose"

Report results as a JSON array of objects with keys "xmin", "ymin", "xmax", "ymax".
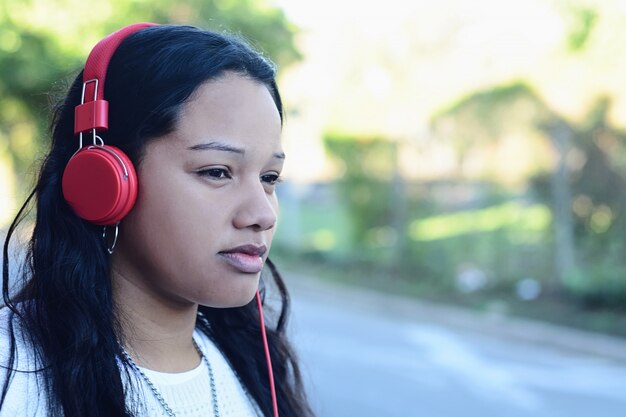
[{"xmin": 232, "ymin": 180, "xmax": 278, "ymax": 232}]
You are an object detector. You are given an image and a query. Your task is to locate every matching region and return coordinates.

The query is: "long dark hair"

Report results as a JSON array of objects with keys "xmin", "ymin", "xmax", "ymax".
[{"xmin": 1, "ymin": 24, "xmax": 313, "ymax": 417}]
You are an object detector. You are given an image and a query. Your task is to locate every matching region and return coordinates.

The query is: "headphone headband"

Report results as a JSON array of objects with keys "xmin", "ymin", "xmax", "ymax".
[
  {"xmin": 65, "ymin": 23, "xmax": 157, "ymax": 225},
  {"xmin": 74, "ymin": 22, "xmax": 158, "ymax": 136}
]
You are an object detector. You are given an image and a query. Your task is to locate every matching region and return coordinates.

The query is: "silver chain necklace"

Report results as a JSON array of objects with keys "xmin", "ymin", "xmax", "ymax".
[{"xmin": 121, "ymin": 338, "xmax": 220, "ymax": 417}]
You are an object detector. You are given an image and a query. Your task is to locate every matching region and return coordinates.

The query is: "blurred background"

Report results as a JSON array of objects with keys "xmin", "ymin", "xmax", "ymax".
[{"xmin": 1, "ymin": 0, "xmax": 626, "ymax": 416}]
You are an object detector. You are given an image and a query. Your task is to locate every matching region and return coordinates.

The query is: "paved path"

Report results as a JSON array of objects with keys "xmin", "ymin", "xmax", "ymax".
[{"xmin": 286, "ymin": 274, "xmax": 626, "ymax": 417}]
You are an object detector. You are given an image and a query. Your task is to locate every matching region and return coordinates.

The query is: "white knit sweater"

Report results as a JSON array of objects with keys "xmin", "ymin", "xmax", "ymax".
[
  {"xmin": 127, "ymin": 329, "xmax": 262, "ymax": 417},
  {"xmin": 0, "ymin": 307, "xmax": 262, "ymax": 417}
]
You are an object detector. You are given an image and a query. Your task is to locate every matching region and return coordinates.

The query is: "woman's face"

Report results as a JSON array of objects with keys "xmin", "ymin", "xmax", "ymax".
[{"xmin": 112, "ymin": 72, "xmax": 283, "ymax": 308}]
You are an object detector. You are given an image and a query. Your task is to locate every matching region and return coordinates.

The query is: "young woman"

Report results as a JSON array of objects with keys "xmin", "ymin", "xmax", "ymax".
[{"xmin": 0, "ymin": 23, "xmax": 313, "ymax": 417}]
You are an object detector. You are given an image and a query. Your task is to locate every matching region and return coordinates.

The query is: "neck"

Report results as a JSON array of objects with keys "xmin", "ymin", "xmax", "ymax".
[{"xmin": 111, "ymin": 265, "xmax": 201, "ymax": 373}]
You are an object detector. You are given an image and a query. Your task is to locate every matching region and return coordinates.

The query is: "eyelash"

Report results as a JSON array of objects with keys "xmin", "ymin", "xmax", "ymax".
[
  {"xmin": 261, "ymin": 173, "xmax": 283, "ymax": 185},
  {"xmin": 196, "ymin": 168, "xmax": 282, "ymax": 185},
  {"xmin": 197, "ymin": 168, "xmax": 232, "ymax": 180}
]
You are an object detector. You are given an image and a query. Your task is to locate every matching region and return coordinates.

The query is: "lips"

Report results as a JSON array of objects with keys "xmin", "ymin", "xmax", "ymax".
[{"xmin": 218, "ymin": 244, "xmax": 267, "ymax": 274}]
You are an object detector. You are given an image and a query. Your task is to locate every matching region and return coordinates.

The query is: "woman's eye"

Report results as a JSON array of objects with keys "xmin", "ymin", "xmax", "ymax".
[
  {"xmin": 197, "ymin": 168, "xmax": 231, "ymax": 180},
  {"xmin": 261, "ymin": 173, "xmax": 282, "ymax": 185}
]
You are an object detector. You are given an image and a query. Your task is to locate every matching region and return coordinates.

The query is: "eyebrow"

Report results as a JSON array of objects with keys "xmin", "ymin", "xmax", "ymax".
[
  {"xmin": 188, "ymin": 141, "xmax": 244, "ymax": 155},
  {"xmin": 188, "ymin": 141, "xmax": 286, "ymax": 160}
]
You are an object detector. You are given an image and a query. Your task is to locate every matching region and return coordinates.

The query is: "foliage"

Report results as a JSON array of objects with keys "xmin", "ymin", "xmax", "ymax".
[
  {"xmin": 565, "ymin": 243, "xmax": 626, "ymax": 308},
  {"xmin": 427, "ymin": 82, "xmax": 556, "ymax": 185},
  {"xmin": 569, "ymin": 99, "xmax": 626, "ymax": 234},
  {"xmin": 316, "ymin": 79, "xmax": 626, "ymax": 310},
  {"xmin": 431, "ymin": 82, "xmax": 552, "ymax": 155},
  {"xmin": 0, "ymin": 0, "xmax": 301, "ymax": 191},
  {"xmin": 563, "ymin": 4, "xmax": 598, "ymax": 52},
  {"xmin": 433, "ymin": 82, "xmax": 552, "ymax": 129},
  {"xmin": 437, "ymin": 83, "xmax": 626, "ymax": 307},
  {"xmin": 322, "ymin": 133, "xmax": 400, "ymax": 257}
]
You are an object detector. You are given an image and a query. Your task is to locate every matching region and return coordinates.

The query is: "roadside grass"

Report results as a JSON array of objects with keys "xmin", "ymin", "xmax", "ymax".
[
  {"xmin": 272, "ymin": 200, "xmax": 626, "ymax": 339},
  {"xmin": 271, "ymin": 249, "xmax": 626, "ymax": 338}
]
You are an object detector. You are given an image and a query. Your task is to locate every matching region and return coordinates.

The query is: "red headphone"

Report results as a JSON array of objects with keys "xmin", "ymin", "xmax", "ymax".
[{"xmin": 61, "ymin": 23, "xmax": 158, "ymax": 225}]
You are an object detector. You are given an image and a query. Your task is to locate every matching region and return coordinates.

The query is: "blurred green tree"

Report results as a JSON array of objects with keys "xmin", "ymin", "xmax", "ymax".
[
  {"xmin": 431, "ymin": 82, "xmax": 554, "ymax": 177},
  {"xmin": 323, "ymin": 134, "xmax": 399, "ymax": 255},
  {"xmin": 432, "ymin": 80, "xmax": 626, "ymax": 307},
  {"xmin": 0, "ymin": 0, "xmax": 300, "ymax": 196}
]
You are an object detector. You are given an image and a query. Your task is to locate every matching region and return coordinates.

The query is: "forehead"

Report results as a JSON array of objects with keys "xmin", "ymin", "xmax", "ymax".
[{"xmin": 171, "ymin": 73, "xmax": 282, "ymax": 148}]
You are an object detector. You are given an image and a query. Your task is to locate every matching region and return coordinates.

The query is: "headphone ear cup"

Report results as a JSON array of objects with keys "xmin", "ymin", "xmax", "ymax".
[{"xmin": 62, "ymin": 145, "xmax": 138, "ymax": 225}]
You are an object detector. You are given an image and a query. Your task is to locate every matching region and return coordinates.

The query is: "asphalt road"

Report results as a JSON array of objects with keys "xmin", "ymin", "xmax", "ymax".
[{"xmin": 286, "ymin": 275, "xmax": 626, "ymax": 417}]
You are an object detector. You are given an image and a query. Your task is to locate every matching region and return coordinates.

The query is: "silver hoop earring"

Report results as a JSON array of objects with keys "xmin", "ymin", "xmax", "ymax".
[{"xmin": 102, "ymin": 222, "xmax": 120, "ymax": 255}]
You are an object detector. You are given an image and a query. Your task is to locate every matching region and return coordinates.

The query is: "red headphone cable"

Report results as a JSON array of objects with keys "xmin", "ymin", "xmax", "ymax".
[{"xmin": 256, "ymin": 289, "xmax": 279, "ymax": 417}]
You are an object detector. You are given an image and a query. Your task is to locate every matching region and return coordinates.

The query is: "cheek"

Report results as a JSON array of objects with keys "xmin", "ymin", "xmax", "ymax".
[
  {"xmin": 122, "ymin": 167, "xmax": 197, "ymax": 263},
  {"xmin": 118, "ymin": 186, "xmax": 234, "ymax": 303},
  {"xmin": 130, "ymin": 170, "xmax": 223, "ymax": 257}
]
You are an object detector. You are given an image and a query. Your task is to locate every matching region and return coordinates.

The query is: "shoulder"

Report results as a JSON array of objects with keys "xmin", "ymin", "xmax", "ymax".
[
  {"xmin": 0, "ymin": 304, "xmax": 39, "ymax": 367},
  {"xmin": 0, "ymin": 305, "xmax": 49, "ymax": 417},
  {"xmin": 0, "ymin": 305, "xmax": 34, "ymax": 366}
]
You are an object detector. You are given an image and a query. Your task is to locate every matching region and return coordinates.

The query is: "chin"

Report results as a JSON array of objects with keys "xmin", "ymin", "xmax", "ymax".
[{"xmin": 199, "ymin": 286, "xmax": 258, "ymax": 309}]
